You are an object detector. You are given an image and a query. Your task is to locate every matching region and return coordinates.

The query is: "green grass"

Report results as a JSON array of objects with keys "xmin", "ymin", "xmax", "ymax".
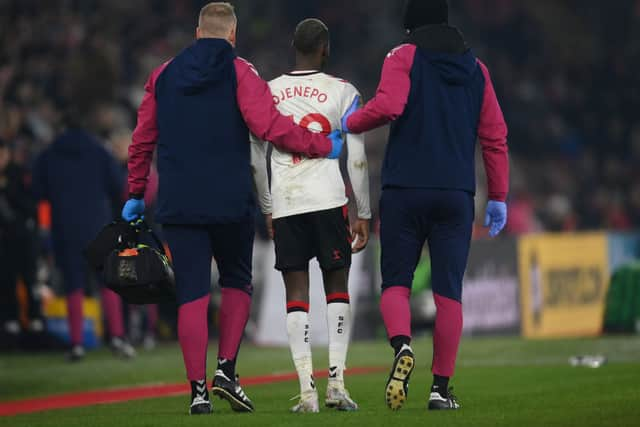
[{"xmin": 2, "ymin": 336, "xmax": 640, "ymax": 426}]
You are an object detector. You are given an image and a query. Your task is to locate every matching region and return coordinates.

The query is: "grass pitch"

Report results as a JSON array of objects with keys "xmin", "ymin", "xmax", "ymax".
[{"xmin": 1, "ymin": 336, "xmax": 639, "ymax": 427}]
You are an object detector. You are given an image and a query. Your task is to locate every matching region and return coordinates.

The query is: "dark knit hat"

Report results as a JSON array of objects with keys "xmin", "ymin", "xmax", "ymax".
[{"xmin": 403, "ymin": 0, "xmax": 449, "ymax": 31}]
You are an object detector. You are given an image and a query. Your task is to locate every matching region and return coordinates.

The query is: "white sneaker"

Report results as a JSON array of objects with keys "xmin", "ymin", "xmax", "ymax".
[
  {"xmin": 325, "ymin": 386, "xmax": 359, "ymax": 411},
  {"xmin": 143, "ymin": 334, "xmax": 156, "ymax": 350},
  {"xmin": 290, "ymin": 390, "xmax": 320, "ymax": 413},
  {"xmin": 29, "ymin": 319, "xmax": 44, "ymax": 333},
  {"xmin": 4, "ymin": 320, "xmax": 20, "ymax": 335},
  {"xmin": 110, "ymin": 337, "xmax": 137, "ymax": 359},
  {"xmin": 67, "ymin": 345, "xmax": 86, "ymax": 362}
]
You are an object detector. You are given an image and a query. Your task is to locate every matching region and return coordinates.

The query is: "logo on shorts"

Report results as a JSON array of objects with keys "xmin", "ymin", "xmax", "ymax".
[{"xmin": 333, "ymin": 249, "xmax": 342, "ymax": 261}]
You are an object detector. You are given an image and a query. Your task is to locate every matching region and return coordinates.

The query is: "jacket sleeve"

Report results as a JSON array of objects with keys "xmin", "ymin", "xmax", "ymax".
[
  {"xmin": 342, "ymin": 85, "xmax": 371, "ymax": 219},
  {"xmin": 477, "ymin": 60, "xmax": 509, "ymax": 202},
  {"xmin": 234, "ymin": 58, "xmax": 331, "ymax": 158},
  {"xmin": 249, "ymin": 134, "xmax": 272, "ymax": 215},
  {"xmin": 127, "ymin": 62, "xmax": 169, "ymax": 197},
  {"xmin": 346, "ymin": 44, "xmax": 416, "ymax": 134},
  {"xmin": 346, "ymin": 132, "xmax": 371, "ymax": 220}
]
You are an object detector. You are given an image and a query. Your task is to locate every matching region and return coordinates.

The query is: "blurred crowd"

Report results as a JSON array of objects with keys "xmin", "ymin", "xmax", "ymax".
[
  {"xmin": 0, "ymin": 0, "xmax": 640, "ymax": 234},
  {"xmin": 1, "ymin": 0, "xmax": 639, "ymax": 351},
  {"xmin": 1, "ymin": 0, "xmax": 639, "ymax": 235}
]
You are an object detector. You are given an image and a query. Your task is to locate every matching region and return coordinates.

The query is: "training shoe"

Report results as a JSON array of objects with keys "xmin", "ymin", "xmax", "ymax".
[
  {"xmin": 110, "ymin": 336, "xmax": 136, "ymax": 359},
  {"xmin": 67, "ymin": 345, "xmax": 86, "ymax": 362},
  {"xmin": 385, "ymin": 344, "xmax": 415, "ymax": 410},
  {"xmin": 143, "ymin": 334, "xmax": 156, "ymax": 351},
  {"xmin": 3, "ymin": 320, "xmax": 20, "ymax": 335},
  {"xmin": 291, "ymin": 390, "xmax": 320, "ymax": 413},
  {"xmin": 189, "ymin": 380, "xmax": 212, "ymax": 415},
  {"xmin": 212, "ymin": 370, "xmax": 254, "ymax": 412},
  {"xmin": 325, "ymin": 386, "xmax": 358, "ymax": 411},
  {"xmin": 428, "ymin": 387, "xmax": 460, "ymax": 410}
]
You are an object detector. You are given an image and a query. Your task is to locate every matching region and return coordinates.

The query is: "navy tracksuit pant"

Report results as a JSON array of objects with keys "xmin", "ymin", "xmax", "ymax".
[
  {"xmin": 163, "ymin": 221, "xmax": 255, "ymax": 306},
  {"xmin": 380, "ymin": 188, "xmax": 474, "ymax": 302}
]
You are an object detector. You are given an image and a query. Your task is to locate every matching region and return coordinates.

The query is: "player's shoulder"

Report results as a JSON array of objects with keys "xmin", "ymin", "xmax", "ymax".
[
  {"xmin": 269, "ymin": 74, "xmax": 289, "ymax": 85},
  {"xmin": 320, "ymin": 73, "xmax": 361, "ymax": 96}
]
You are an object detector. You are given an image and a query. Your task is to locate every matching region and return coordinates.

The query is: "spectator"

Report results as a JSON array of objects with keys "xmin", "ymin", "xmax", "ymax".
[
  {"xmin": 0, "ymin": 138, "xmax": 42, "ymax": 345},
  {"xmin": 32, "ymin": 123, "xmax": 134, "ymax": 361}
]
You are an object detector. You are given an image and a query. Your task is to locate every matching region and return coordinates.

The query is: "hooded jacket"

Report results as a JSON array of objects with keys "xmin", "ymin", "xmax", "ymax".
[
  {"xmin": 128, "ymin": 38, "xmax": 334, "ymax": 225},
  {"xmin": 154, "ymin": 38, "xmax": 252, "ymax": 224},
  {"xmin": 33, "ymin": 129, "xmax": 122, "ymax": 247},
  {"xmin": 347, "ymin": 25, "xmax": 509, "ymax": 201}
]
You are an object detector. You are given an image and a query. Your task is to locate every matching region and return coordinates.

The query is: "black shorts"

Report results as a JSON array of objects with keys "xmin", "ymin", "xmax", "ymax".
[{"xmin": 273, "ymin": 206, "xmax": 352, "ymax": 272}]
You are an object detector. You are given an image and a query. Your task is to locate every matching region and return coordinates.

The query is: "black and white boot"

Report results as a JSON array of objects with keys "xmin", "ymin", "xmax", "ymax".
[
  {"xmin": 110, "ymin": 336, "xmax": 137, "ymax": 359},
  {"xmin": 212, "ymin": 370, "xmax": 254, "ymax": 412},
  {"xmin": 385, "ymin": 344, "xmax": 415, "ymax": 410},
  {"xmin": 428, "ymin": 387, "xmax": 460, "ymax": 410},
  {"xmin": 67, "ymin": 345, "xmax": 86, "ymax": 362},
  {"xmin": 189, "ymin": 380, "xmax": 212, "ymax": 415}
]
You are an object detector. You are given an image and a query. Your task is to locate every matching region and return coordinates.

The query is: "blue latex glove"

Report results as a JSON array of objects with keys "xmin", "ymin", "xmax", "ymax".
[
  {"xmin": 327, "ymin": 130, "xmax": 344, "ymax": 159},
  {"xmin": 122, "ymin": 198, "xmax": 145, "ymax": 222},
  {"xmin": 484, "ymin": 200, "xmax": 507, "ymax": 238},
  {"xmin": 341, "ymin": 95, "xmax": 360, "ymax": 133}
]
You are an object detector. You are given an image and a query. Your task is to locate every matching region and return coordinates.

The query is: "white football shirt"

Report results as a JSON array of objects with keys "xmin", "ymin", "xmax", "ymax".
[{"xmin": 251, "ymin": 71, "xmax": 371, "ymax": 220}]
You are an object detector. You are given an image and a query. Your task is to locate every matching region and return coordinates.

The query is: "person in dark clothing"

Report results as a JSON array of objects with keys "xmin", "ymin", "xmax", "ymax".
[
  {"xmin": 341, "ymin": 0, "xmax": 509, "ymax": 411},
  {"xmin": 32, "ymin": 129, "xmax": 135, "ymax": 361},
  {"xmin": 0, "ymin": 139, "xmax": 42, "ymax": 342},
  {"xmin": 122, "ymin": 2, "xmax": 343, "ymax": 416}
]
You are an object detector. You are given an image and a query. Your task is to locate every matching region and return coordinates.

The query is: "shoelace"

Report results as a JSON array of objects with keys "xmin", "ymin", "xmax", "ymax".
[
  {"xmin": 234, "ymin": 375, "xmax": 248, "ymax": 399},
  {"xmin": 447, "ymin": 387, "xmax": 459, "ymax": 406},
  {"xmin": 192, "ymin": 396, "xmax": 208, "ymax": 405}
]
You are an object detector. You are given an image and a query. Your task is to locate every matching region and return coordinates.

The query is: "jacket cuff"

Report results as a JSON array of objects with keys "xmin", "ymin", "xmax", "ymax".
[
  {"xmin": 129, "ymin": 193, "xmax": 144, "ymax": 200},
  {"xmin": 488, "ymin": 192, "xmax": 507, "ymax": 203}
]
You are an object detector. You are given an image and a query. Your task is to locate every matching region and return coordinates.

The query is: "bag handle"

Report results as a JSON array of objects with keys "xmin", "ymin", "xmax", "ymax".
[{"xmin": 131, "ymin": 219, "xmax": 167, "ymax": 256}]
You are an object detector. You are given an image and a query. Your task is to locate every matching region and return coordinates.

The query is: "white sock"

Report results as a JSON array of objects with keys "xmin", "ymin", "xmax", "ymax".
[
  {"xmin": 286, "ymin": 310, "xmax": 315, "ymax": 394},
  {"xmin": 327, "ymin": 301, "xmax": 351, "ymax": 389}
]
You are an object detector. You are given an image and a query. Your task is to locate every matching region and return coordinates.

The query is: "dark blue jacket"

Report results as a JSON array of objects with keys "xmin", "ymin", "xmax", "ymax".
[
  {"xmin": 33, "ymin": 129, "xmax": 122, "ymax": 249},
  {"xmin": 346, "ymin": 25, "xmax": 509, "ymax": 201},
  {"xmin": 384, "ymin": 27, "xmax": 485, "ymax": 193},
  {"xmin": 154, "ymin": 38, "xmax": 253, "ymax": 224}
]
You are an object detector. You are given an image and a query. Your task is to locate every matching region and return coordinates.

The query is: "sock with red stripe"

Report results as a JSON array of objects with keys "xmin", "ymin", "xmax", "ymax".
[
  {"xmin": 286, "ymin": 301, "xmax": 315, "ymax": 395},
  {"xmin": 326, "ymin": 292, "xmax": 351, "ymax": 388}
]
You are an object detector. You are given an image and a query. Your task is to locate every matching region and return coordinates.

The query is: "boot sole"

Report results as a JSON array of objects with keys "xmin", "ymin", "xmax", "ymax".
[
  {"xmin": 385, "ymin": 354, "xmax": 414, "ymax": 410},
  {"xmin": 212, "ymin": 386, "xmax": 254, "ymax": 412},
  {"xmin": 325, "ymin": 400, "xmax": 359, "ymax": 411},
  {"xmin": 189, "ymin": 402, "xmax": 212, "ymax": 415}
]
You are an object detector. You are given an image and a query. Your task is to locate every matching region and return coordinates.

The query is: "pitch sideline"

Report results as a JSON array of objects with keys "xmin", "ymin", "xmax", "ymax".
[{"xmin": 0, "ymin": 366, "xmax": 386, "ymax": 416}]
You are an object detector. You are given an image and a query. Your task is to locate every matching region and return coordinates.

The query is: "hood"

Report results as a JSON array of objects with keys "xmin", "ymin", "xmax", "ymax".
[
  {"xmin": 407, "ymin": 24, "xmax": 477, "ymax": 86},
  {"xmin": 175, "ymin": 38, "xmax": 235, "ymax": 95},
  {"xmin": 53, "ymin": 128, "xmax": 98, "ymax": 154}
]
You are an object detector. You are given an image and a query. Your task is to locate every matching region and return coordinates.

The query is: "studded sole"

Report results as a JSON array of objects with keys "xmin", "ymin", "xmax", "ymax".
[
  {"xmin": 211, "ymin": 387, "xmax": 253, "ymax": 413},
  {"xmin": 385, "ymin": 355, "xmax": 414, "ymax": 410}
]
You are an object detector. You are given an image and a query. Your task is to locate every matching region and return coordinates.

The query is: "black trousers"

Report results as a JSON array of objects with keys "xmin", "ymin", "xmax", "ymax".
[{"xmin": 0, "ymin": 226, "xmax": 40, "ymax": 323}]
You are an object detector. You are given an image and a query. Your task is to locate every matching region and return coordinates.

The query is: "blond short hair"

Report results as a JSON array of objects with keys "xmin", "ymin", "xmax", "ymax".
[{"xmin": 198, "ymin": 2, "xmax": 237, "ymax": 37}]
